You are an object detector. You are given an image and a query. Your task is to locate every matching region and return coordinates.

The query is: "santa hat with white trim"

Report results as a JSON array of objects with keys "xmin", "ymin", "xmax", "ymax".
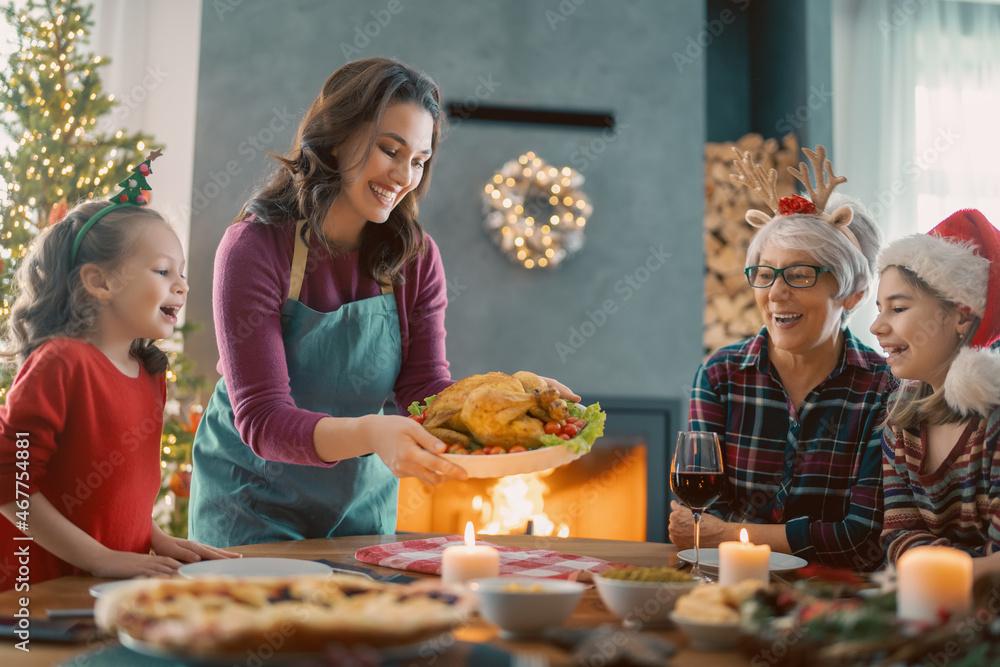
[{"xmin": 877, "ymin": 209, "xmax": 1000, "ymax": 416}]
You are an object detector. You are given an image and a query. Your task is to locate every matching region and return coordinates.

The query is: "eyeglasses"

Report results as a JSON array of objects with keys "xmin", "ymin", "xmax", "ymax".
[{"xmin": 744, "ymin": 265, "xmax": 831, "ymax": 289}]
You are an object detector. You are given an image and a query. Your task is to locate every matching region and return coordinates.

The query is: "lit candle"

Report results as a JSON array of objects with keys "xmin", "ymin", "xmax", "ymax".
[
  {"xmin": 897, "ymin": 546, "xmax": 972, "ymax": 623},
  {"xmin": 441, "ymin": 522, "xmax": 500, "ymax": 585},
  {"xmin": 718, "ymin": 528, "xmax": 770, "ymax": 586}
]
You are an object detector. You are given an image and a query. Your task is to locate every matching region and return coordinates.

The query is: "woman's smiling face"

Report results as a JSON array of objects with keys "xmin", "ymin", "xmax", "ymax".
[
  {"xmin": 754, "ymin": 243, "xmax": 858, "ymax": 357},
  {"xmin": 870, "ymin": 266, "xmax": 971, "ymax": 389},
  {"xmin": 327, "ymin": 102, "xmax": 434, "ymax": 230}
]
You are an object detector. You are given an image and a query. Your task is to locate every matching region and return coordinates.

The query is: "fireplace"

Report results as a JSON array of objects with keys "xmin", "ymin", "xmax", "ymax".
[{"xmin": 394, "ymin": 397, "xmax": 680, "ymax": 543}]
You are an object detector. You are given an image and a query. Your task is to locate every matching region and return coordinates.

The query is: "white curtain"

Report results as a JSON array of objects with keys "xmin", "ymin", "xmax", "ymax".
[
  {"xmin": 833, "ymin": 0, "xmax": 1000, "ymax": 349},
  {"xmin": 88, "ymin": 1, "xmax": 202, "ymax": 249},
  {"xmin": 911, "ymin": 2, "xmax": 1000, "ymax": 232}
]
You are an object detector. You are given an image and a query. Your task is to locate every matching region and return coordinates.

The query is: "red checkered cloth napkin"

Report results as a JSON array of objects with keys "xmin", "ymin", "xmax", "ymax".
[{"xmin": 355, "ymin": 535, "xmax": 629, "ymax": 580}]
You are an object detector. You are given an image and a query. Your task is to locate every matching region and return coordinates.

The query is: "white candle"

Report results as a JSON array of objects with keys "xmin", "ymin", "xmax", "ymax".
[
  {"xmin": 718, "ymin": 528, "xmax": 770, "ymax": 586},
  {"xmin": 441, "ymin": 522, "xmax": 500, "ymax": 585},
  {"xmin": 897, "ymin": 546, "xmax": 973, "ymax": 623}
]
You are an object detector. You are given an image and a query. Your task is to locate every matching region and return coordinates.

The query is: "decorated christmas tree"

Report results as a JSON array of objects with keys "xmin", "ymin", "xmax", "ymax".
[
  {"xmin": 155, "ymin": 321, "xmax": 205, "ymax": 539},
  {"xmin": 0, "ymin": 0, "xmax": 153, "ymax": 398},
  {"xmin": 0, "ymin": 1, "xmax": 205, "ymax": 536}
]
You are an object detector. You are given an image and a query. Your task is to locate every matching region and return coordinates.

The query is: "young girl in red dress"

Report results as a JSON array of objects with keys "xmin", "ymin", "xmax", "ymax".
[{"xmin": 0, "ymin": 156, "xmax": 238, "ymax": 590}]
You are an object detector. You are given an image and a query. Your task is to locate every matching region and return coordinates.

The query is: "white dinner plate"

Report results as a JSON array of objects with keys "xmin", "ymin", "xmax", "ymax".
[
  {"xmin": 117, "ymin": 630, "xmax": 453, "ymax": 665},
  {"xmin": 442, "ymin": 444, "xmax": 586, "ymax": 478},
  {"xmin": 89, "ymin": 580, "xmax": 140, "ymax": 598},
  {"xmin": 178, "ymin": 557, "xmax": 332, "ymax": 578},
  {"xmin": 676, "ymin": 549, "xmax": 807, "ymax": 574},
  {"xmin": 119, "ymin": 632, "xmax": 317, "ymax": 665}
]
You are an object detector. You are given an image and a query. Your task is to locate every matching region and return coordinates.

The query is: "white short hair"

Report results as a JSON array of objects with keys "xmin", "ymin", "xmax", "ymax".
[{"xmin": 745, "ymin": 195, "xmax": 882, "ymax": 326}]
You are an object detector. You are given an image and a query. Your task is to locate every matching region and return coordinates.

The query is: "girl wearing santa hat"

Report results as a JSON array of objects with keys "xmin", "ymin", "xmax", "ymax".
[{"xmin": 872, "ymin": 209, "xmax": 1000, "ymax": 575}]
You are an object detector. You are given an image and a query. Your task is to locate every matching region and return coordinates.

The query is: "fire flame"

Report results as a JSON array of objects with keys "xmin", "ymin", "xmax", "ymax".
[
  {"xmin": 475, "ymin": 471, "xmax": 569, "ymax": 537},
  {"xmin": 464, "ymin": 521, "xmax": 476, "ymax": 546}
]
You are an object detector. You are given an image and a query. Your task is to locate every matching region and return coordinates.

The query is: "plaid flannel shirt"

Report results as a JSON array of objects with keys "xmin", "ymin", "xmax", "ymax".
[{"xmin": 689, "ymin": 327, "xmax": 896, "ymax": 571}]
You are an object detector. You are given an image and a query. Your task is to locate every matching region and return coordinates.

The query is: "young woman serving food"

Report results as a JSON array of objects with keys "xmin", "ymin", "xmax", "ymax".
[{"xmin": 189, "ymin": 59, "xmax": 578, "ymax": 547}]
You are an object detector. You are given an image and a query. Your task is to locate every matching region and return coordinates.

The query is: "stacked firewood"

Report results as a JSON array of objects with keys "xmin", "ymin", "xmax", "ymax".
[{"xmin": 703, "ymin": 133, "xmax": 800, "ymax": 355}]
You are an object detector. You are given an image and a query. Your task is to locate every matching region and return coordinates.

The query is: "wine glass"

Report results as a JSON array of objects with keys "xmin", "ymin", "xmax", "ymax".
[{"xmin": 670, "ymin": 431, "xmax": 725, "ymax": 581}]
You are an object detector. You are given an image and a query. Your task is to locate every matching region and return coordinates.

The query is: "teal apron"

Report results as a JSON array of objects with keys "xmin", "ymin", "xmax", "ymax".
[{"xmin": 189, "ymin": 221, "xmax": 402, "ymax": 547}]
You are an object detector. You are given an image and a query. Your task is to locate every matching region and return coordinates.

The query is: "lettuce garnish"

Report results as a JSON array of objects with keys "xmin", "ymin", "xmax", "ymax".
[
  {"xmin": 539, "ymin": 402, "xmax": 606, "ymax": 454},
  {"xmin": 407, "ymin": 395, "xmax": 436, "ymax": 416}
]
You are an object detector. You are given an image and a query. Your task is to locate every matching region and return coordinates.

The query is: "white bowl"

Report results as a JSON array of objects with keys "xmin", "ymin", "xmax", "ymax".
[
  {"xmin": 470, "ymin": 577, "xmax": 586, "ymax": 638},
  {"xmin": 669, "ymin": 612, "xmax": 742, "ymax": 651},
  {"xmin": 594, "ymin": 574, "xmax": 701, "ymax": 627}
]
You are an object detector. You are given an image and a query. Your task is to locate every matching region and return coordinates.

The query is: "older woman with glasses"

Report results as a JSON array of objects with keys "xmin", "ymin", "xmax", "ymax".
[{"xmin": 668, "ymin": 147, "xmax": 896, "ymax": 571}]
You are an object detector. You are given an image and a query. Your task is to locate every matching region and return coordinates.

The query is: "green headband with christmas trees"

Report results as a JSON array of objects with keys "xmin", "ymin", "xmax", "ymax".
[{"xmin": 69, "ymin": 149, "xmax": 162, "ymax": 265}]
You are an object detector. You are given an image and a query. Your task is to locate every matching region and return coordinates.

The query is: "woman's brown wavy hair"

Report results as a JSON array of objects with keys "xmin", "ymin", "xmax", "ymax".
[
  {"xmin": 3, "ymin": 200, "xmax": 169, "ymax": 376},
  {"xmin": 237, "ymin": 58, "xmax": 444, "ymax": 285}
]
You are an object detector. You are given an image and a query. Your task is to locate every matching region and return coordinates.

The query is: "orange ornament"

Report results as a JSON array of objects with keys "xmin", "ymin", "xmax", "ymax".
[
  {"xmin": 188, "ymin": 405, "xmax": 204, "ymax": 433},
  {"xmin": 48, "ymin": 200, "xmax": 69, "ymax": 226},
  {"xmin": 169, "ymin": 471, "xmax": 192, "ymax": 498}
]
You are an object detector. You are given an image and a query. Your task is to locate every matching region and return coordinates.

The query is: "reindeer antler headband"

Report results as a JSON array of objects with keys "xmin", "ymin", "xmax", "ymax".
[{"xmin": 730, "ymin": 145, "xmax": 861, "ymax": 253}]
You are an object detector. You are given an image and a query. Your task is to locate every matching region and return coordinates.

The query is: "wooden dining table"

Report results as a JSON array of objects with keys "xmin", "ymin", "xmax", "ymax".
[{"xmin": 0, "ymin": 533, "xmax": 754, "ymax": 666}]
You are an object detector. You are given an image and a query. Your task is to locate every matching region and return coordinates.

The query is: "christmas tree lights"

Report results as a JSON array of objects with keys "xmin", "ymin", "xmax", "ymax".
[{"xmin": 0, "ymin": 1, "xmax": 153, "ymax": 394}]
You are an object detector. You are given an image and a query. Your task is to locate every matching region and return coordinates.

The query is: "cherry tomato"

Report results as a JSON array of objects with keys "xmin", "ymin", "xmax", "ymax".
[
  {"xmin": 409, "ymin": 414, "xmax": 426, "ymax": 424},
  {"xmin": 487, "ymin": 446, "xmax": 507, "ymax": 455},
  {"xmin": 447, "ymin": 444, "xmax": 468, "ymax": 455},
  {"xmin": 558, "ymin": 433, "xmax": 571, "ymax": 440},
  {"xmin": 544, "ymin": 421, "xmax": 561, "ymax": 435},
  {"xmin": 565, "ymin": 417, "xmax": 580, "ymax": 425},
  {"xmin": 561, "ymin": 424, "xmax": 579, "ymax": 437},
  {"xmin": 469, "ymin": 449, "xmax": 486, "ymax": 455},
  {"xmin": 422, "ymin": 407, "xmax": 429, "ymax": 416},
  {"xmin": 508, "ymin": 445, "xmax": 527, "ymax": 453}
]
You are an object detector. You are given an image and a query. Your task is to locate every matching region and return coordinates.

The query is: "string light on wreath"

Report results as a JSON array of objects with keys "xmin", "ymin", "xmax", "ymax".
[{"xmin": 482, "ymin": 152, "xmax": 593, "ymax": 269}]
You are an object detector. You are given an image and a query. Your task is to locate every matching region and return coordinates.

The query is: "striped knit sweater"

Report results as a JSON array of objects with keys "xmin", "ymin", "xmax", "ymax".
[{"xmin": 881, "ymin": 404, "xmax": 1000, "ymax": 563}]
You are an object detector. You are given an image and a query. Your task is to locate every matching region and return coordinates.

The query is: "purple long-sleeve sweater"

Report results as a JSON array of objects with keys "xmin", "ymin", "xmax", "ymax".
[{"xmin": 212, "ymin": 220, "xmax": 453, "ymax": 466}]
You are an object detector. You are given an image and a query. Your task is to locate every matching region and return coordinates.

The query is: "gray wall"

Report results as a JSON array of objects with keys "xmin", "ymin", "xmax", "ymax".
[{"xmin": 188, "ymin": 0, "xmax": 706, "ymax": 402}]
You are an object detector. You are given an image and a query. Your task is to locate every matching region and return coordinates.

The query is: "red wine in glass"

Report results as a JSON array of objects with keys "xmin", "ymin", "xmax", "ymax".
[
  {"xmin": 670, "ymin": 431, "xmax": 724, "ymax": 581},
  {"xmin": 671, "ymin": 471, "xmax": 724, "ymax": 509}
]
